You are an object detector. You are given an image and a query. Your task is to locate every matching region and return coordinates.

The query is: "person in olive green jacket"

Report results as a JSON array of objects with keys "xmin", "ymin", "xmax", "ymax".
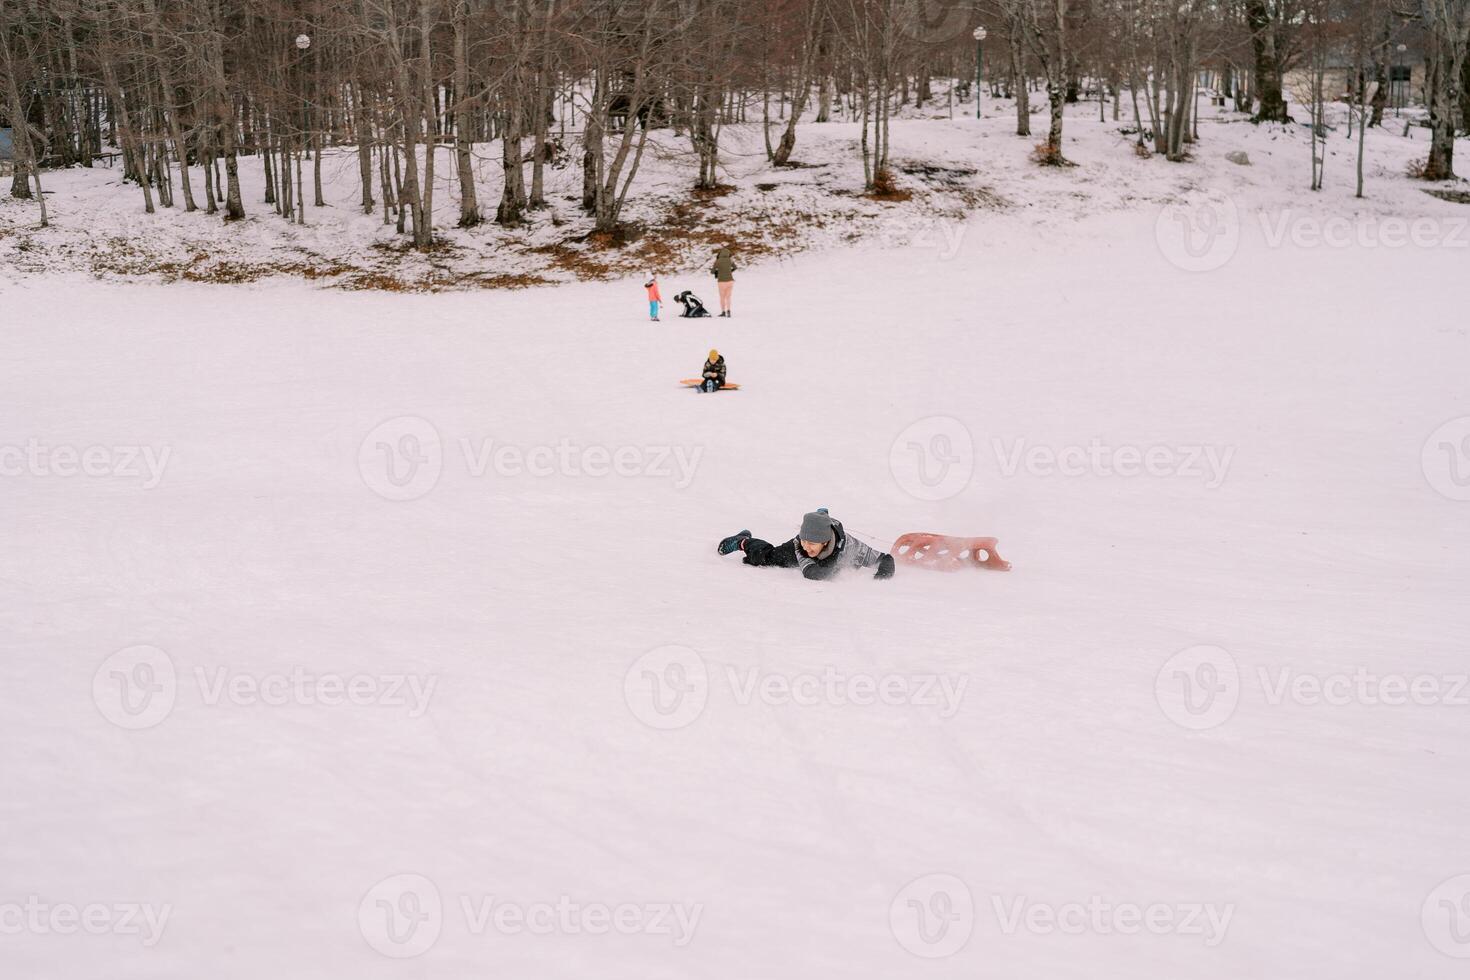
[{"xmin": 710, "ymin": 246, "xmax": 736, "ymax": 317}]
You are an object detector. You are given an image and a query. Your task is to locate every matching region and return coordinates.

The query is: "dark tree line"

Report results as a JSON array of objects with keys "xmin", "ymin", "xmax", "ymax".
[{"xmin": 2, "ymin": 0, "xmax": 1466, "ymax": 239}]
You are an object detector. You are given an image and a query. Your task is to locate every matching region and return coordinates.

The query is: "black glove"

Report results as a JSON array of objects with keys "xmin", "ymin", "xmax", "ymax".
[{"xmin": 874, "ymin": 554, "xmax": 896, "ymax": 580}]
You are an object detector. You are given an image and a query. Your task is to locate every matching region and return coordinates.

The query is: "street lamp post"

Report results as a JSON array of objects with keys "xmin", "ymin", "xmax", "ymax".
[
  {"xmin": 1394, "ymin": 43, "xmax": 1406, "ymax": 117},
  {"xmin": 973, "ymin": 27, "xmax": 987, "ymax": 120},
  {"xmin": 294, "ymin": 33, "xmax": 311, "ymax": 224}
]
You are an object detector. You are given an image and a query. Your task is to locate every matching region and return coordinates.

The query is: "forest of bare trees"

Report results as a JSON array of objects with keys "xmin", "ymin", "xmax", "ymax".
[{"xmin": 3, "ymin": 0, "xmax": 1468, "ymax": 240}]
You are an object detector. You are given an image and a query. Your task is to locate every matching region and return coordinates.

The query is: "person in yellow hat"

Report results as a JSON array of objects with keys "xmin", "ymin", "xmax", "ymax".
[{"xmin": 699, "ymin": 349, "xmax": 726, "ymax": 392}]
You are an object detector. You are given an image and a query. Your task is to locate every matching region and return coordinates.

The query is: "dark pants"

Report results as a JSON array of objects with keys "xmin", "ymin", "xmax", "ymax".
[{"xmin": 743, "ymin": 537, "xmax": 799, "ymax": 568}]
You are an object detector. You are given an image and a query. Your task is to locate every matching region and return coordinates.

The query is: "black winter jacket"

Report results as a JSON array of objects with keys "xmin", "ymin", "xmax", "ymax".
[
  {"xmin": 702, "ymin": 356, "xmax": 726, "ymax": 386},
  {"xmin": 744, "ymin": 518, "xmax": 895, "ymax": 580}
]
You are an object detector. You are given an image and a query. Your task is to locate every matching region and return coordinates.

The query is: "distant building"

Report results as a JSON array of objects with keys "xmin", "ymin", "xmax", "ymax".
[
  {"xmin": 0, "ymin": 127, "xmax": 13, "ymax": 161},
  {"xmin": 1283, "ymin": 44, "xmax": 1425, "ymax": 110}
]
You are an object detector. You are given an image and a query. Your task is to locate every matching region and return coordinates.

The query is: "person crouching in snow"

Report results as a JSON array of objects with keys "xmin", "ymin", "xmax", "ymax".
[
  {"xmin": 674, "ymin": 290, "xmax": 711, "ymax": 318},
  {"xmin": 700, "ymin": 349, "xmax": 726, "ymax": 392},
  {"xmin": 644, "ymin": 274, "xmax": 662, "ymax": 321},
  {"xmin": 718, "ymin": 510, "xmax": 895, "ymax": 580}
]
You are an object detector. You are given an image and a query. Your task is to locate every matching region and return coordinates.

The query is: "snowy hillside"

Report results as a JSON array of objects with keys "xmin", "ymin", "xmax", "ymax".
[
  {"xmin": 2, "ymin": 99, "xmax": 1469, "ymax": 980},
  {"xmin": 3, "ymin": 98, "xmax": 1468, "ymax": 289}
]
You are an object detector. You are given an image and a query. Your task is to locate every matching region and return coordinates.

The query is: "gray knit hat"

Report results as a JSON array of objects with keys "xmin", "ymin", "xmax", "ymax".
[{"xmin": 798, "ymin": 511, "xmax": 834, "ymax": 543}]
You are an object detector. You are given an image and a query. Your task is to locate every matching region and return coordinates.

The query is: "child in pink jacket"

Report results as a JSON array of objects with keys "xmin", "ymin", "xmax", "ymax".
[{"xmin": 644, "ymin": 274, "xmax": 662, "ymax": 321}]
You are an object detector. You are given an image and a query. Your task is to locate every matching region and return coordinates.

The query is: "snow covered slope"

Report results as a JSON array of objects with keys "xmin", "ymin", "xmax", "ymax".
[
  {"xmin": 2, "ymin": 109, "xmax": 1469, "ymax": 980},
  {"xmin": 3, "ymin": 96, "xmax": 1467, "ymax": 289}
]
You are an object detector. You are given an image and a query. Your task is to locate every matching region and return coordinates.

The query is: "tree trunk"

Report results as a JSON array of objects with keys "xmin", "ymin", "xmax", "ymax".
[
  {"xmin": 1424, "ymin": 45, "xmax": 1460, "ymax": 180},
  {"xmin": 1010, "ymin": 30, "xmax": 1030, "ymax": 136},
  {"xmin": 582, "ymin": 73, "xmax": 603, "ymax": 212},
  {"xmin": 357, "ymin": 98, "xmax": 376, "ymax": 214},
  {"xmin": 451, "ymin": 0, "xmax": 481, "ymax": 226},
  {"xmin": 142, "ymin": 0, "xmax": 195, "ymax": 211},
  {"xmin": 100, "ymin": 57, "xmax": 154, "ymax": 213},
  {"xmin": 416, "ymin": 0, "xmax": 437, "ymax": 244},
  {"xmin": 1369, "ymin": 54, "xmax": 1388, "ymax": 127},
  {"xmin": 1246, "ymin": 0, "xmax": 1289, "ymax": 122}
]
